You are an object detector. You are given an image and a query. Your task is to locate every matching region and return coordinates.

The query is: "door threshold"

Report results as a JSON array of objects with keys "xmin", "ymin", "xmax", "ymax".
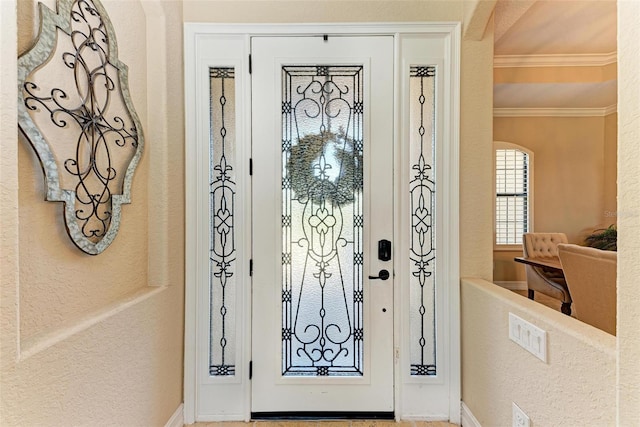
[{"xmin": 252, "ymin": 412, "xmax": 395, "ymax": 420}]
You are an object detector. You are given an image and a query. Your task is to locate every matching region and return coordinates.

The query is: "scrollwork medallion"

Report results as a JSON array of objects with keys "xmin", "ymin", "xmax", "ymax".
[{"xmin": 17, "ymin": 0, "xmax": 144, "ymax": 255}]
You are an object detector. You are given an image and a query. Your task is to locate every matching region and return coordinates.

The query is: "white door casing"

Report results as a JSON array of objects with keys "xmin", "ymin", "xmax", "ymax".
[
  {"xmin": 183, "ymin": 23, "xmax": 460, "ymax": 424},
  {"xmin": 251, "ymin": 35, "xmax": 394, "ymax": 414}
]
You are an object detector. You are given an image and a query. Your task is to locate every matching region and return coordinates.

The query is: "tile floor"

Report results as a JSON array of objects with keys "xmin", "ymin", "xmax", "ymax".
[{"xmin": 193, "ymin": 422, "xmax": 456, "ymax": 427}]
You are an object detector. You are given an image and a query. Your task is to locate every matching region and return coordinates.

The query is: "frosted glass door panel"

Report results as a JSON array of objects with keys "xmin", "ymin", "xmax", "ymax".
[
  {"xmin": 209, "ymin": 67, "xmax": 237, "ymax": 377},
  {"xmin": 281, "ymin": 66, "xmax": 364, "ymax": 377}
]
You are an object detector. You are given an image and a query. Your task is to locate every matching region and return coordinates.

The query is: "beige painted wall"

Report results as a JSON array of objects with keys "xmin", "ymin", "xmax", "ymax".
[
  {"xmin": 495, "ymin": 116, "xmax": 607, "ymax": 242},
  {"xmin": 493, "ymin": 250, "xmax": 526, "ymax": 283},
  {"xmin": 604, "ymin": 112, "xmax": 618, "ymax": 223},
  {"xmin": 1, "ymin": 0, "xmax": 185, "ymax": 425},
  {"xmin": 184, "ymin": 0, "xmax": 464, "ymax": 23},
  {"xmin": 462, "ymin": 278, "xmax": 616, "ymax": 426},
  {"xmin": 493, "ymin": 115, "xmax": 615, "ymax": 282},
  {"xmin": 494, "ymin": 63, "xmax": 617, "ymax": 84},
  {"xmin": 617, "ymin": 1, "xmax": 640, "ymax": 423}
]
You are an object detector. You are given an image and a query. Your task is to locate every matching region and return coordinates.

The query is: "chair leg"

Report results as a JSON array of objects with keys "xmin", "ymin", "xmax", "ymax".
[
  {"xmin": 528, "ymin": 289, "xmax": 534, "ymax": 300},
  {"xmin": 561, "ymin": 302, "xmax": 572, "ymax": 316}
]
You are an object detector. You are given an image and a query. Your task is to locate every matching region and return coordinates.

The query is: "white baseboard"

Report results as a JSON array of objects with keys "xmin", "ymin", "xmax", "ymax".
[
  {"xmin": 165, "ymin": 403, "xmax": 184, "ymax": 427},
  {"xmin": 461, "ymin": 402, "xmax": 481, "ymax": 427},
  {"xmin": 494, "ymin": 280, "xmax": 527, "ymax": 291}
]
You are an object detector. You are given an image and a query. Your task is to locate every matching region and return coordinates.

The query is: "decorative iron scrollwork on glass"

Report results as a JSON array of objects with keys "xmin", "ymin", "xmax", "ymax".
[
  {"xmin": 282, "ymin": 65, "xmax": 364, "ymax": 376},
  {"xmin": 409, "ymin": 66, "xmax": 437, "ymax": 376},
  {"xmin": 17, "ymin": 0, "xmax": 144, "ymax": 255},
  {"xmin": 209, "ymin": 67, "xmax": 236, "ymax": 377}
]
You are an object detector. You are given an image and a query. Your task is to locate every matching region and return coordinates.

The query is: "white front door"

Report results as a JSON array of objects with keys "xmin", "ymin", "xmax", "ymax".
[{"xmin": 251, "ymin": 36, "xmax": 395, "ymax": 414}]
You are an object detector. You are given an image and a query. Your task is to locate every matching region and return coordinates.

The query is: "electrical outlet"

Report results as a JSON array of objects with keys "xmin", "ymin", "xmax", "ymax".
[
  {"xmin": 509, "ymin": 312, "xmax": 547, "ymax": 362},
  {"xmin": 512, "ymin": 402, "xmax": 531, "ymax": 427}
]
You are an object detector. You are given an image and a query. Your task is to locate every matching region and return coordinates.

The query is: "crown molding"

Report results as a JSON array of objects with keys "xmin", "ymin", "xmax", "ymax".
[
  {"xmin": 494, "ymin": 105, "xmax": 617, "ymax": 117},
  {"xmin": 494, "ymin": 52, "xmax": 617, "ymax": 68}
]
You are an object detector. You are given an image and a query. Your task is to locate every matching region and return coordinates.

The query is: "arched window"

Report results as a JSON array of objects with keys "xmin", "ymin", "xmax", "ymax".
[{"xmin": 494, "ymin": 142, "xmax": 533, "ymax": 247}]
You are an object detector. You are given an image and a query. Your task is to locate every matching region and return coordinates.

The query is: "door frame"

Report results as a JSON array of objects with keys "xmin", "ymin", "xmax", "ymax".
[{"xmin": 184, "ymin": 22, "xmax": 461, "ymax": 425}]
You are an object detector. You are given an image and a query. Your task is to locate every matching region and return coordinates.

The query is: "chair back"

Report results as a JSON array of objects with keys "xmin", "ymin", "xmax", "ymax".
[
  {"xmin": 522, "ymin": 232, "xmax": 571, "ymax": 304},
  {"xmin": 557, "ymin": 243, "xmax": 617, "ymax": 335},
  {"xmin": 523, "ymin": 233, "xmax": 568, "ymax": 258}
]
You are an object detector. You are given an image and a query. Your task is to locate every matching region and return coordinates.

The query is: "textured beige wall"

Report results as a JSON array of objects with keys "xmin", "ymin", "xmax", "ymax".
[
  {"xmin": 0, "ymin": 0, "xmax": 21, "ymax": 413},
  {"xmin": 462, "ymin": 0, "xmax": 496, "ymax": 41},
  {"xmin": 617, "ymin": 1, "xmax": 640, "ymax": 423},
  {"xmin": 462, "ymin": 278, "xmax": 616, "ymax": 426},
  {"xmin": 1, "ymin": 0, "xmax": 185, "ymax": 425},
  {"xmin": 460, "ymin": 21, "xmax": 494, "ymax": 281},
  {"xmin": 604, "ymin": 112, "xmax": 618, "ymax": 223}
]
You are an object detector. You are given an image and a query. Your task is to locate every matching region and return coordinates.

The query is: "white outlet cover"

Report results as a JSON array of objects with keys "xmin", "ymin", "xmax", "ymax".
[{"xmin": 513, "ymin": 402, "xmax": 531, "ymax": 427}]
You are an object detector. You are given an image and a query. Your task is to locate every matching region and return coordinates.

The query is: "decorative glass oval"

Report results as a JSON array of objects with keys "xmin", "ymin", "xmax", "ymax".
[{"xmin": 17, "ymin": 0, "xmax": 144, "ymax": 255}]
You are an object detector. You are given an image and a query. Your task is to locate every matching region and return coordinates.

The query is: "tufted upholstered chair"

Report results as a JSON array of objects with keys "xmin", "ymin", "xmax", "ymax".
[
  {"xmin": 558, "ymin": 244, "xmax": 616, "ymax": 335},
  {"xmin": 522, "ymin": 232, "xmax": 572, "ymax": 315}
]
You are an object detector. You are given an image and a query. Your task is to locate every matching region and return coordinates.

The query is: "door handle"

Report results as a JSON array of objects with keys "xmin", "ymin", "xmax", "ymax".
[{"xmin": 368, "ymin": 269, "xmax": 390, "ymax": 280}]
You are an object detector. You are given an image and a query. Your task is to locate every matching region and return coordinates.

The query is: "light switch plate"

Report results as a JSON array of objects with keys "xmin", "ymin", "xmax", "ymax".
[{"xmin": 509, "ymin": 312, "xmax": 547, "ymax": 362}]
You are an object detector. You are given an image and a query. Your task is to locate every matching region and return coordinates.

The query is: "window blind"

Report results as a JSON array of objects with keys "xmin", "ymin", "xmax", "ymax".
[{"xmin": 495, "ymin": 149, "xmax": 529, "ymax": 245}]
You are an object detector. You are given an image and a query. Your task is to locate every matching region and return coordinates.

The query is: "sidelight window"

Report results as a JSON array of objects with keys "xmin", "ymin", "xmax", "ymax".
[
  {"xmin": 209, "ymin": 67, "xmax": 237, "ymax": 376},
  {"xmin": 408, "ymin": 65, "xmax": 437, "ymax": 376}
]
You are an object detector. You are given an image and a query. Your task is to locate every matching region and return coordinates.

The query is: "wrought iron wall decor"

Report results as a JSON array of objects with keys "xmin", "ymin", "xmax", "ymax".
[
  {"xmin": 209, "ymin": 67, "xmax": 236, "ymax": 377},
  {"xmin": 409, "ymin": 66, "xmax": 437, "ymax": 376},
  {"xmin": 282, "ymin": 65, "xmax": 364, "ymax": 376},
  {"xmin": 17, "ymin": 0, "xmax": 144, "ymax": 255}
]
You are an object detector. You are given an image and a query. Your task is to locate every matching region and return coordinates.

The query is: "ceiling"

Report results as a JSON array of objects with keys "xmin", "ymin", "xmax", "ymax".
[{"xmin": 493, "ymin": 0, "xmax": 617, "ymax": 112}]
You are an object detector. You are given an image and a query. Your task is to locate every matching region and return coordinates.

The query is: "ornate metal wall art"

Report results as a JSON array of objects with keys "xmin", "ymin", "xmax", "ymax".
[
  {"xmin": 209, "ymin": 67, "xmax": 236, "ymax": 376},
  {"xmin": 281, "ymin": 65, "xmax": 364, "ymax": 376},
  {"xmin": 17, "ymin": 0, "xmax": 144, "ymax": 255},
  {"xmin": 409, "ymin": 66, "xmax": 437, "ymax": 376}
]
